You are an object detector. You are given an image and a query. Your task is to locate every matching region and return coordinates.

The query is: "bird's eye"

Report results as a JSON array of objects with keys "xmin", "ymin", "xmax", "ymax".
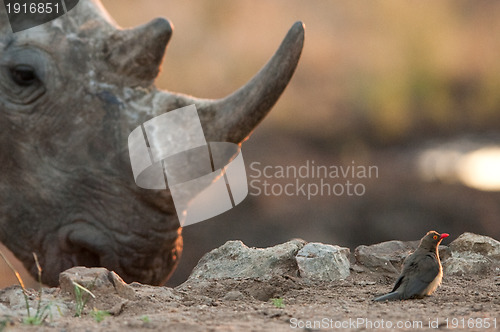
[
  {"xmin": 433, "ymin": 235, "xmax": 438, "ymax": 240},
  {"xmin": 9, "ymin": 65, "xmax": 38, "ymax": 86}
]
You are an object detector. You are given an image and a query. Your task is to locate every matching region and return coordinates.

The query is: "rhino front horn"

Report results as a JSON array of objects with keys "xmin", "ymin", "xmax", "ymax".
[{"xmin": 164, "ymin": 21, "xmax": 306, "ymax": 144}]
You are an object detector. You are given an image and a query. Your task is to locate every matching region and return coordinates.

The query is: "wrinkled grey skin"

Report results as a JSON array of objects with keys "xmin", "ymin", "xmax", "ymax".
[{"xmin": 0, "ymin": 0, "xmax": 304, "ymax": 286}]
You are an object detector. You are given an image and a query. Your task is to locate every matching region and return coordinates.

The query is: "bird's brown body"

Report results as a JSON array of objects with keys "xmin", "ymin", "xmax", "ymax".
[{"xmin": 373, "ymin": 231, "xmax": 449, "ymax": 302}]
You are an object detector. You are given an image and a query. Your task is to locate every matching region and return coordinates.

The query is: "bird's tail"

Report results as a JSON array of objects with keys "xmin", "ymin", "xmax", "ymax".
[{"xmin": 373, "ymin": 291, "xmax": 401, "ymax": 302}]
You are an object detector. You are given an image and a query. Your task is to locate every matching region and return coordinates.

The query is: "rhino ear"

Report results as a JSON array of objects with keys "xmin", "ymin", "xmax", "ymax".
[{"xmin": 106, "ymin": 18, "xmax": 172, "ymax": 84}]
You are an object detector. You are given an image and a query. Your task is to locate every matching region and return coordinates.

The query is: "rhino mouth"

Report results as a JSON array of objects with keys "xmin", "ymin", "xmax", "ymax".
[{"xmin": 45, "ymin": 218, "xmax": 181, "ymax": 286}]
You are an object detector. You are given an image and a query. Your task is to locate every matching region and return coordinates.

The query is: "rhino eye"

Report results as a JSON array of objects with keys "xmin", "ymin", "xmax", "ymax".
[{"xmin": 9, "ymin": 65, "xmax": 38, "ymax": 86}]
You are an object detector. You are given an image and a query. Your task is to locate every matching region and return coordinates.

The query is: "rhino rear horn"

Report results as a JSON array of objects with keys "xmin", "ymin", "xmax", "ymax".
[
  {"xmin": 107, "ymin": 18, "xmax": 172, "ymax": 84},
  {"xmin": 193, "ymin": 21, "xmax": 305, "ymax": 143}
]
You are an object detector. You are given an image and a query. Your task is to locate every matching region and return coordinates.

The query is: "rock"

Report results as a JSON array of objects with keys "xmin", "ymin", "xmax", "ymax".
[
  {"xmin": 449, "ymin": 232, "xmax": 500, "ymax": 259},
  {"xmin": 0, "ymin": 303, "xmax": 15, "ymax": 317},
  {"xmin": 0, "ymin": 286, "xmax": 69, "ymax": 319},
  {"xmin": 246, "ymin": 283, "xmax": 277, "ymax": 301},
  {"xmin": 222, "ymin": 290, "xmax": 245, "ymax": 301},
  {"xmin": 295, "ymin": 243, "xmax": 350, "ymax": 281},
  {"xmin": 130, "ymin": 282, "xmax": 182, "ymax": 302},
  {"xmin": 354, "ymin": 280, "xmax": 376, "ymax": 286},
  {"xmin": 351, "ymin": 265, "xmax": 365, "ymax": 273},
  {"xmin": 354, "ymin": 240, "xmax": 418, "ymax": 273},
  {"xmin": 443, "ymin": 232, "xmax": 500, "ymax": 275},
  {"xmin": 188, "ymin": 239, "xmax": 306, "ymax": 281},
  {"xmin": 59, "ymin": 267, "xmax": 136, "ymax": 300}
]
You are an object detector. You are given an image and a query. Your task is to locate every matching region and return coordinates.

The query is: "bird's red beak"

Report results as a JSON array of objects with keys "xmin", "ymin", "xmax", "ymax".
[{"xmin": 439, "ymin": 233, "xmax": 449, "ymax": 240}]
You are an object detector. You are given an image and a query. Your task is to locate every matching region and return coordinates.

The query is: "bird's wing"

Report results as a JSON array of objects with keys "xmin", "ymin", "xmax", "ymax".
[
  {"xmin": 390, "ymin": 274, "xmax": 404, "ymax": 293},
  {"xmin": 373, "ymin": 291, "xmax": 401, "ymax": 302},
  {"xmin": 402, "ymin": 253, "xmax": 439, "ymax": 298}
]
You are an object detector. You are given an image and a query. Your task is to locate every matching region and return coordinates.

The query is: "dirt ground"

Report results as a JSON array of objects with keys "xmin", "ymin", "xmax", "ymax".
[{"xmin": 0, "ymin": 268, "xmax": 498, "ymax": 332}]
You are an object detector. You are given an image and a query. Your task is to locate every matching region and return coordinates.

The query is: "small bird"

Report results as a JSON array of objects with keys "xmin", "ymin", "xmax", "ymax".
[{"xmin": 373, "ymin": 231, "xmax": 449, "ymax": 302}]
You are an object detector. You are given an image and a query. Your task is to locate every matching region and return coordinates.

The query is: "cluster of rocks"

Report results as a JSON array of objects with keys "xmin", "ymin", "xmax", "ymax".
[
  {"xmin": 40, "ymin": 233, "xmax": 500, "ymax": 300},
  {"xmin": 1, "ymin": 232, "xmax": 497, "ymax": 320},
  {"xmin": 186, "ymin": 239, "xmax": 351, "ymax": 282},
  {"xmin": 184, "ymin": 232, "xmax": 499, "ymax": 283}
]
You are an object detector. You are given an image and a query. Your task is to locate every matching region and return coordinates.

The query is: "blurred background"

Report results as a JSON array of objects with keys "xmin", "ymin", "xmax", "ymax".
[{"xmin": 2, "ymin": 0, "xmax": 500, "ymax": 287}]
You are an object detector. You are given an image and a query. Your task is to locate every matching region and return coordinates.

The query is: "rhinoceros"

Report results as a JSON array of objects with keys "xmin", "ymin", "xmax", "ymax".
[{"xmin": 0, "ymin": 0, "xmax": 304, "ymax": 286}]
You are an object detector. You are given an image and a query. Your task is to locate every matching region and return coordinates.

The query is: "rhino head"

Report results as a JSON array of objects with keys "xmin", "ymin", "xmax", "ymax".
[{"xmin": 0, "ymin": 0, "xmax": 304, "ymax": 286}]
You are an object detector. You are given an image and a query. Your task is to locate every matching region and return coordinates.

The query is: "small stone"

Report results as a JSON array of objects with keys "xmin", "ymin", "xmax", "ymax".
[
  {"xmin": 354, "ymin": 281, "xmax": 376, "ymax": 286},
  {"xmin": 351, "ymin": 265, "xmax": 365, "ymax": 273},
  {"xmin": 108, "ymin": 300, "xmax": 128, "ymax": 315},
  {"xmin": 247, "ymin": 283, "xmax": 276, "ymax": 302},
  {"xmin": 222, "ymin": 290, "xmax": 245, "ymax": 301},
  {"xmin": 296, "ymin": 243, "xmax": 350, "ymax": 281},
  {"xmin": 59, "ymin": 267, "xmax": 136, "ymax": 300}
]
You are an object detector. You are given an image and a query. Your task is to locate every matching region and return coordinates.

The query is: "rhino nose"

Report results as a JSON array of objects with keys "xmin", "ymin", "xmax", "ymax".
[{"xmin": 58, "ymin": 221, "xmax": 119, "ymax": 271}]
